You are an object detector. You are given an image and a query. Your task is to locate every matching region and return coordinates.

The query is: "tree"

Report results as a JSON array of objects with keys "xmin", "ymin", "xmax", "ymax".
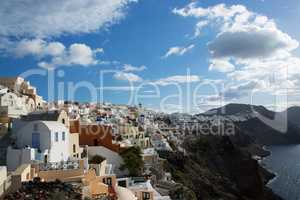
[
  {"xmin": 89, "ymin": 155, "xmax": 105, "ymax": 164},
  {"xmin": 120, "ymin": 146, "xmax": 143, "ymax": 176}
]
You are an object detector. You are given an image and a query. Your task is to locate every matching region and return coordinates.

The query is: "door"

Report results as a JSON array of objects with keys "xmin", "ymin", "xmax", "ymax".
[
  {"xmin": 44, "ymin": 154, "xmax": 48, "ymax": 163},
  {"xmin": 32, "ymin": 132, "xmax": 40, "ymax": 149},
  {"xmin": 106, "ymin": 177, "xmax": 112, "ymax": 186}
]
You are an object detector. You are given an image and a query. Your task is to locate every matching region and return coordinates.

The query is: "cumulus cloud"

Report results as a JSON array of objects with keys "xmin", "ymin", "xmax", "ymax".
[
  {"xmin": 162, "ymin": 44, "xmax": 195, "ymax": 58},
  {"xmin": 68, "ymin": 44, "xmax": 95, "ymax": 66},
  {"xmin": 36, "ymin": 42, "xmax": 100, "ymax": 68},
  {"xmin": 113, "ymin": 72, "xmax": 142, "ymax": 82},
  {"xmin": 0, "ymin": 0, "xmax": 137, "ymax": 38},
  {"xmin": 122, "ymin": 64, "xmax": 147, "ymax": 72},
  {"xmin": 10, "ymin": 39, "xmax": 68, "ymax": 59},
  {"xmin": 208, "ymin": 29, "xmax": 298, "ymax": 59},
  {"xmin": 13, "ymin": 39, "xmax": 47, "ymax": 57},
  {"xmin": 0, "ymin": 38, "xmax": 104, "ymax": 69},
  {"xmin": 209, "ymin": 58, "xmax": 235, "ymax": 72},
  {"xmin": 174, "ymin": 2, "xmax": 299, "ymax": 62},
  {"xmin": 152, "ymin": 75, "xmax": 200, "ymax": 86},
  {"xmin": 174, "ymin": 2, "xmax": 300, "ymax": 101},
  {"xmin": 0, "ymin": 0, "xmax": 135, "ymax": 68}
]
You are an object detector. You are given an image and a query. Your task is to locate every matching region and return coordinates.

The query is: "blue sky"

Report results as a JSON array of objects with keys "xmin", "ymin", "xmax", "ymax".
[{"xmin": 1, "ymin": 0, "xmax": 300, "ymax": 113}]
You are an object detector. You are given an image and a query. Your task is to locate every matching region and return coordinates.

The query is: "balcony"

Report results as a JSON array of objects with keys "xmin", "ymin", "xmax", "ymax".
[{"xmin": 38, "ymin": 160, "xmax": 80, "ymax": 171}]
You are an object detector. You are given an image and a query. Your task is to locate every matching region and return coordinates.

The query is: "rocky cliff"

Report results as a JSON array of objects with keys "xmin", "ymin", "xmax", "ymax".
[{"xmin": 159, "ymin": 135, "xmax": 283, "ymax": 200}]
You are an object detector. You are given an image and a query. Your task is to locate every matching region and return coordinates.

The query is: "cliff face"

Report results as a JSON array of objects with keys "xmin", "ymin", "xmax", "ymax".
[{"xmin": 159, "ymin": 135, "xmax": 283, "ymax": 200}]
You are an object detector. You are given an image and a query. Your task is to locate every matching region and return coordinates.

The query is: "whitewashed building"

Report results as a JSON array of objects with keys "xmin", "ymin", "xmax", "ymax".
[
  {"xmin": 0, "ymin": 92, "xmax": 28, "ymax": 118},
  {"xmin": 7, "ymin": 121, "xmax": 70, "ymax": 171},
  {"xmin": 0, "ymin": 166, "xmax": 8, "ymax": 196}
]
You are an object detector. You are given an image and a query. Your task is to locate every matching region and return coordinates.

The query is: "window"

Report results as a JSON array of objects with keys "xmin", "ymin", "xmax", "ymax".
[
  {"xmin": 55, "ymin": 132, "xmax": 59, "ymax": 142},
  {"xmin": 118, "ymin": 180, "xmax": 127, "ymax": 187},
  {"xmin": 62, "ymin": 132, "xmax": 65, "ymax": 141},
  {"xmin": 106, "ymin": 177, "xmax": 112, "ymax": 186},
  {"xmin": 142, "ymin": 192, "xmax": 150, "ymax": 200},
  {"xmin": 73, "ymin": 144, "xmax": 76, "ymax": 153},
  {"xmin": 62, "ymin": 118, "xmax": 65, "ymax": 124}
]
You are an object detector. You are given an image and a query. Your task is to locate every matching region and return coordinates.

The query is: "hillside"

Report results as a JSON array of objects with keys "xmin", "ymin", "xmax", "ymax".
[
  {"xmin": 159, "ymin": 135, "xmax": 283, "ymax": 200},
  {"xmin": 196, "ymin": 104, "xmax": 300, "ymax": 145}
]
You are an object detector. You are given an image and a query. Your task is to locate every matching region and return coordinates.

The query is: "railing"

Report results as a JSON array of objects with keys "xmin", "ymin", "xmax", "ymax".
[{"xmin": 39, "ymin": 160, "xmax": 80, "ymax": 171}]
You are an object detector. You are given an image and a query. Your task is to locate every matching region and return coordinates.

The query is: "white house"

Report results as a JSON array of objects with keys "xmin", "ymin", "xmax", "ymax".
[
  {"xmin": 7, "ymin": 121, "xmax": 70, "ymax": 171},
  {"xmin": 87, "ymin": 146, "xmax": 128, "ymax": 177}
]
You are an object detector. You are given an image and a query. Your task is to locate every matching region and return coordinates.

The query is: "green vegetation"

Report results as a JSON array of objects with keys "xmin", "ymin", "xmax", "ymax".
[
  {"xmin": 169, "ymin": 185, "xmax": 197, "ymax": 200},
  {"xmin": 89, "ymin": 155, "xmax": 105, "ymax": 164},
  {"xmin": 120, "ymin": 146, "xmax": 143, "ymax": 176}
]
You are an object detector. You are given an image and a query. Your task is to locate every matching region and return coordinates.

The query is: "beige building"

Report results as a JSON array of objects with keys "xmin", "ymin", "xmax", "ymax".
[
  {"xmin": 117, "ymin": 124, "xmax": 150, "ymax": 149},
  {"xmin": 84, "ymin": 159, "xmax": 118, "ymax": 199},
  {"xmin": 69, "ymin": 132, "xmax": 83, "ymax": 159}
]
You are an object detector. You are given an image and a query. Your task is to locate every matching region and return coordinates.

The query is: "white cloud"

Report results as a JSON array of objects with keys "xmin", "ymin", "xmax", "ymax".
[
  {"xmin": 194, "ymin": 20, "xmax": 209, "ymax": 37},
  {"xmin": 44, "ymin": 42, "xmax": 66, "ymax": 56},
  {"xmin": 209, "ymin": 58, "xmax": 235, "ymax": 72},
  {"xmin": 68, "ymin": 43, "xmax": 96, "ymax": 66},
  {"xmin": 2, "ymin": 38, "xmax": 101, "ymax": 68},
  {"xmin": 14, "ymin": 39, "xmax": 48, "ymax": 57},
  {"xmin": 174, "ymin": 3, "xmax": 298, "ymax": 62},
  {"xmin": 0, "ymin": 0, "xmax": 137, "ymax": 38},
  {"xmin": 174, "ymin": 2, "xmax": 300, "ymax": 101},
  {"xmin": 37, "ymin": 42, "xmax": 100, "ymax": 68},
  {"xmin": 162, "ymin": 44, "xmax": 194, "ymax": 58},
  {"xmin": 173, "ymin": 3, "xmax": 246, "ymax": 22},
  {"xmin": 0, "ymin": 0, "xmax": 135, "ymax": 68},
  {"xmin": 113, "ymin": 63, "xmax": 146, "ymax": 83},
  {"xmin": 122, "ymin": 64, "xmax": 147, "ymax": 72},
  {"xmin": 113, "ymin": 72, "xmax": 142, "ymax": 82},
  {"xmin": 13, "ymin": 39, "xmax": 66, "ymax": 58},
  {"xmin": 152, "ymin": 75, "xmax": 200, "ymax": 86}
]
